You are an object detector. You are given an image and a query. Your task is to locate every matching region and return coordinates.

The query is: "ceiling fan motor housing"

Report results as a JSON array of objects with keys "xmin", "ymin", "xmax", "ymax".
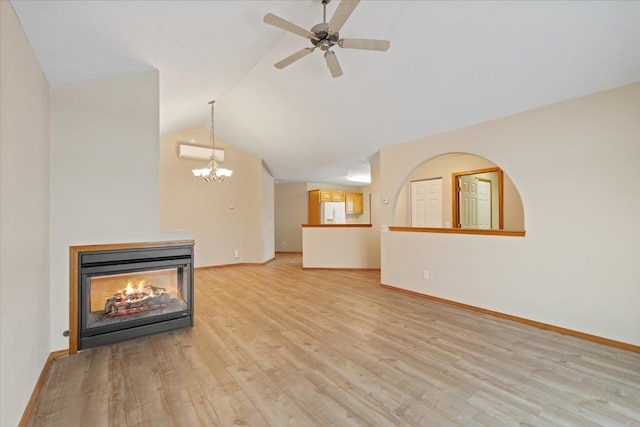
[
  {"xmin": 311, "ymin": 23, "xmax": 339, "ymax": 50},
  {"xmin": 264, "ymin": 0, "xmax": 390, "ymax": 77}
]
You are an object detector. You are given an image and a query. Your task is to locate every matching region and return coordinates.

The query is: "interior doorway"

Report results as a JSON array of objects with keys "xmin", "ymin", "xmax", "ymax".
[
  {"xmin": 477, "ymin": 178, "xmax": 492, "ymax": 229},
  {"xmin": 453, "ymin": 167, "xmax": 503, "ymax": 229},
  {"xmin": 411, "ymin": 178, "xmax": 443, "ymax": 227}
]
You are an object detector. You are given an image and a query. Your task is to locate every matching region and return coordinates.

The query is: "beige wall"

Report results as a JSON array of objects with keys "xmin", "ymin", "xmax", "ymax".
[
  {"xmin": 394, "ymin": 153, "xmax": 524, "ymax": 230},
  {"xmin": 274, "ymin": 182, "xmax": 307, "ymax": 252},
  {"xmin": 368, "ymin": 164, "xmax": 381, "ymax": 267},
  {"xmin": 302, "ymin": 227, "xmax": 379, "ymax": 268},
  {"xmin": 502, "ymin": 170, "xmax": 524, "ymax": 232},
  {"xmin": 274, "ymin": 181, "xmax": 372, "ymax": 253},
  {"xmin": 260, "ymin": 163, "xmax": 275, "ymax": 262},
  {"xmin": 160, "ymin": 126, "xmax": 271, "ymax": 266},
  {"xmin": 50, "ymin": 71, "xmax": 185, "ymax": 352},
  {"xmin": 381, "ymin": 82, "xmax": 640, "ymax": 346},
  {"xmin": 302, "ymin": 165, "xmax": 382, "ymax": 269},
  {"xmin": 0, "ymin": 2, "xmax": 51, "ymax": 425}
]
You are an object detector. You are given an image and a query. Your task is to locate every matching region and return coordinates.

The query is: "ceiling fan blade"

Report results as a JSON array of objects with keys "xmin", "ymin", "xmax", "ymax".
[
  {"xmin": 274, "ymin": 48, "xmax": 315, "ymax": 69},
  {"xmin": 264, "ymin": 13, "xmax": 315, "ymax": 40},
  {"xmin": 339, "ymin": 38, "xmax": 390, "ymax": 52},
  {"xmin": 328, "ymin": 0, "xmax": 360, "ymax": 34},
  {"xmin": 324, "ymin": 51, "xmax": 343, "ymax": 78}
]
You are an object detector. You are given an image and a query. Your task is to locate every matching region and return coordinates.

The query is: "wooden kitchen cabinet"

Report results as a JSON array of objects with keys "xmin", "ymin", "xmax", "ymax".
[
  {"xmin": 319, "ymin": 190, "xmax": 345, "ymax": 202},
  {"xmin": 346, "ymin": 192, "xmax": 364, "ymax": 215},
  {"xmin": 308, "ymin": 190, "xmax": 321, "ymax": 224},
  {"xmin": 319, "ymin": 191, "xmax": 331, "ymax": 202}
]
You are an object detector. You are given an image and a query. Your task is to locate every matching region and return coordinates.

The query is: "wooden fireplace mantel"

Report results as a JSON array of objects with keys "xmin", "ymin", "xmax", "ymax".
[{"xmin": 69, "ymin": 240, "xmax": 195, "ymax": 354}]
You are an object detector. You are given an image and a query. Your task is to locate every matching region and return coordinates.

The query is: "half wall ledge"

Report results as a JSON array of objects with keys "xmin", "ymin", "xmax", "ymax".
[
  {"xmin": 302, "ymin": 224, "xmax": 373, "ymax": 227},
  {"xmin": 389, "ymin": 226, "xmax": 525, "ymax": 237}
]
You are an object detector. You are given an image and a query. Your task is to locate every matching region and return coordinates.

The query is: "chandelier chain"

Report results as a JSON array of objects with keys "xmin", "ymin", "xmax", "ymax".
[
  {"xmin": 191, "ymin": 99, "xmax": 232, "ymax": 182},
  {"xmin": 209, "ymin": 100, "xmax": 216, "ymax": 152}
]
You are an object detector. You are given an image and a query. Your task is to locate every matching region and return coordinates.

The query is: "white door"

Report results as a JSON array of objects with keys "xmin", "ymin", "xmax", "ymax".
[
  {"xmin": 459, "ymin": 175, "xmax": 478, "ymax": 228},
  {"xmin": 477, "ymin": 179, "xmax": 491, "ymax": 229},
  {"xmin": 411, "ymin": 178, "xmax": 442, "ymax": 227}
]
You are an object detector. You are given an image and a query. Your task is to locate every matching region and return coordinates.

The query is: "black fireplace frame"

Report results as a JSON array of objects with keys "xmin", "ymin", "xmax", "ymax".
[{"xmin": 75, "ymin": 243, "xmax": 194, "ymax": 351}]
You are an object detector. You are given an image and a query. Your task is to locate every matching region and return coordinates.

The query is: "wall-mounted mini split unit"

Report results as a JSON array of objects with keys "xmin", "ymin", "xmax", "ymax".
[{"xmin": 178, "ymin": 143, "xmax": 225, "ymax": 162}]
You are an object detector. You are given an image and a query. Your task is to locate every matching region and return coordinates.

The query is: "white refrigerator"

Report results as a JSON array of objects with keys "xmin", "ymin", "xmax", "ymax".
[{"xmin": 321, "ymin": 202, "xmax": 346, "ymax": 224}]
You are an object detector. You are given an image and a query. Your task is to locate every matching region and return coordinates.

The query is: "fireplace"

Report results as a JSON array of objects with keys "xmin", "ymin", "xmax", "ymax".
[{"xmin": 70, "ymin": 241, "xmax": 194, "ymax": 352}]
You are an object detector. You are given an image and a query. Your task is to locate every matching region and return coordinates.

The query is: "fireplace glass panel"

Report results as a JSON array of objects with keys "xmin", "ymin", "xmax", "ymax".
[{"xmin": 85, "ymin": 267, "xmax": 189, "ymax": 330}]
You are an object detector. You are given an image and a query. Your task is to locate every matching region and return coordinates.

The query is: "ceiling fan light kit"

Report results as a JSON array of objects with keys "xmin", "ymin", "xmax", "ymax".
[{"xmin": 264, "ymin": 0, "xmax": 390, "ymax": 78}]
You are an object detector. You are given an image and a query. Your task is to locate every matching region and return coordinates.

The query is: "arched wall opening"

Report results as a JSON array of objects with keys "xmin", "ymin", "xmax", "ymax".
[{"xmin": 391, "ymin": 152, "xmax": 525, "ymax": 231}]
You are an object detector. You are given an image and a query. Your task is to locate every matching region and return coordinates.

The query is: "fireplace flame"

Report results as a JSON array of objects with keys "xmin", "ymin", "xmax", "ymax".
[
  {"xmin": 124, "ymin": 280, "xmax": 153, "ymax": 296},
  {"xmin": 104, "ymin": 281, "xmax": 170, "ymax": 317}
]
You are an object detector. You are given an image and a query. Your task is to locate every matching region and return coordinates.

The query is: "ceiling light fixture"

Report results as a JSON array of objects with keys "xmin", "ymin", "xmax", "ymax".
[
  {"xmin": 347, "ymin": 174, "xmax": 371, "ymax": 184},
  {"xmin": 192, "ymin": 100, "xmax": 233, "ymax": 182}
]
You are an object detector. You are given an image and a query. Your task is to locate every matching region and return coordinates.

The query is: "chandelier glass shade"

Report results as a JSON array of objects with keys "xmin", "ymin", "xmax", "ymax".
[{"xmin": 192, "ymin": 100, "xmax": 233, "ymax": 182}]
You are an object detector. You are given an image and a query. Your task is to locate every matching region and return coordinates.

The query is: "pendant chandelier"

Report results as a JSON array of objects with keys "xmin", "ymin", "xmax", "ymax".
[{"xmin": 192, "ymin": 100, "xmax": 233, "ymax": 182}]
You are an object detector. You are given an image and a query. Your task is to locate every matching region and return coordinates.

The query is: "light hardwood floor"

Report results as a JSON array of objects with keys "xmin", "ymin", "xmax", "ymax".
[{"xmin": 28, "ymin": 253, "xmax": 640, "ymax": 426}]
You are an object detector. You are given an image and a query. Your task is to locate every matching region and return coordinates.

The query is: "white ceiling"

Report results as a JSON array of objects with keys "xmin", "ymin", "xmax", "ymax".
[{"xmin": 11, "ymin": 0, "xmax": 640, "ymax": 185}]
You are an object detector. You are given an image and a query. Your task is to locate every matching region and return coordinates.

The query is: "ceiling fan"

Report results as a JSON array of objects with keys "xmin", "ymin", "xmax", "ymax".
[{"xmin": 263, "ymin": 0, "xmax": 390, "ymax": 78}]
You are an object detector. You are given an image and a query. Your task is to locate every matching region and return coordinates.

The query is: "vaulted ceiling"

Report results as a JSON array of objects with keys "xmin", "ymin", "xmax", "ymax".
[{"xmin": 11, "ymin": 1, "xmax": 640, "ymax": 185}]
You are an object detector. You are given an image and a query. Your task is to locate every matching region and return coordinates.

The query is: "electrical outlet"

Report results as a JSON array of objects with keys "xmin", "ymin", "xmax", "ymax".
[
  {"xmin": 423, "ymin": 270, "xmax": 429, "ymax": 280},
  {"xmin": 234, "ymin": 249, "xmax": 239, "ymax": 259},
  {"xmin": 282, "ymin": 240, "xmax": 286, "ymax": 246}
]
